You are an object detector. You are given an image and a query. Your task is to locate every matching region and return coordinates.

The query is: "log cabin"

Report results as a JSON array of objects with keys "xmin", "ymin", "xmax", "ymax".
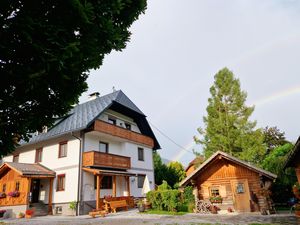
[
  {"xmin": 0, "ymin": 90, "xmax": 160, "ymax": 217},
  {"xmin": 180, "ymin": 151, "xmax": 277, "ymax": 213},
  {"xmin": 285, "ymin": 137, "xmax": 300, "ymax": 182}
]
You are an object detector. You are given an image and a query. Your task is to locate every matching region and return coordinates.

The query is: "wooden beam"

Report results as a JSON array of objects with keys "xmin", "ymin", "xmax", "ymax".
[
  {"xmin": 48, "ymin": 178, "xmax": 54, "ymax": 215},
  {"xmin": 113, "ymin": 175, "xmax": 116, "ymax": 197},
  {"xmin": 126, "ymin": 176, "xmax": 130, "ymax": 197}
]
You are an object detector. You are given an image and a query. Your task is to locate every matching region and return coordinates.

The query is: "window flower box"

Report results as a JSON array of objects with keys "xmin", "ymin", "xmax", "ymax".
[
  {"xmin": 209, "ymin": 196, "xmax": 223, "ymax": 204},
  {"xmin": 8, "ymin": 191, "xmax": 20, "ymax": 197},
  {"xmin": 0, "ymin": 192, "xmax": 6, "ymax": 198}
]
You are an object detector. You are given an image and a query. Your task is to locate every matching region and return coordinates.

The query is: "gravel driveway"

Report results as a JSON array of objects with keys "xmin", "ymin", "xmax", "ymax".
[{"xmin": 0, "ymin": 209, "xmax": 299, "ymax": 225}]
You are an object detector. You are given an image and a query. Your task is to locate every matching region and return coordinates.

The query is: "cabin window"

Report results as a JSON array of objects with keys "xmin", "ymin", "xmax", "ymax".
[
  {"xmin": 236, "ymin": 183, "xmax": 245, "ymax": 194},
  {"xmin": 15, "ymin": 181, "xmax": 20, "ymax": 191},
  {"xmin": 35, "ymin": 148, "xmax": 43, "ymax": 163},
  {"xmin": 210, "ymin": 187, "xmax": 220, "ymax": 197},
  {"xmin": 99, "ymin": 142, "xmax": 109, "ymax": 153},
  {"xmin": 108, "ymin": 117, "xmax": 116, "ymax": 125},
  {"xmin": 94, "ymin": 176, "xmax": 112, "ymax": 189},
  {"xmin": 2, "ymin": 184, "xmax": 6, "ymax": 192},
  {"xmin": 59, "ymin": 141, "xmax": 68, "ymax": 158},
  {"xmin": 125, "ymin": 123, "xmax": 131, "ymax": 130},
  {"xmin": 137, "ymin": 175, "xmax": 145, "ymax": 188},
  {"xmin": 138, "ymin": 147, "xmax": 144, "ymax": 161},
  {"xmin": 13, "ymin": 154, "xmax": 19, "ymax": 163},
  {"xmin": 56, "ymin": 174, "xmax": 65, "ymax": 191}
]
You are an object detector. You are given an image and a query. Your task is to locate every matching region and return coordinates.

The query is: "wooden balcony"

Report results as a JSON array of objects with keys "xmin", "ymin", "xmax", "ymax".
[
  {"xmin": 82, "ymin": 151, "xmax": 131, "ymax": 169},
  {"xmin": 92, "ymin": 120, "xmax": 154, "ymax": 148}
]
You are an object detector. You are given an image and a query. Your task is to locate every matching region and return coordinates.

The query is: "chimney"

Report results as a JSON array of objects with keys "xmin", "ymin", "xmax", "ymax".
[{"xmin": 88, "ymin": 92, "xmax": 100, "ymax": 101}]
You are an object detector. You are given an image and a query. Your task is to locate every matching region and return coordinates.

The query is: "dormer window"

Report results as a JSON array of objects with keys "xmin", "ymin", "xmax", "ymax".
[
  {"xmin": 125, "ymin": 123, "xmax": 131, "ymax": 130},
  {"xmin": 108, "ymin": 117, "xmax": 116, "ymax": 125}
]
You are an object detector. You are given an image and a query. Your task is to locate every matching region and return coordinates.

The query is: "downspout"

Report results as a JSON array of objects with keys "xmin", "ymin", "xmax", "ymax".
[{"xmin": 71, "ymin": 131, "xmax": 83, "ymax": 216}]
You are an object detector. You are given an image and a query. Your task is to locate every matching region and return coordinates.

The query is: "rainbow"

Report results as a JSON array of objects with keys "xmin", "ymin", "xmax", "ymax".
[{"xmin": 171, "ymin": 84, "xmax": 300, "ymax": 163}]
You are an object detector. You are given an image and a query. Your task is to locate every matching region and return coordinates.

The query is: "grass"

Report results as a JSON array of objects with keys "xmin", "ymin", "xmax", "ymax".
[{"xmin": 141, "ymin": 209, "xmax": 188, "ymax": 215}]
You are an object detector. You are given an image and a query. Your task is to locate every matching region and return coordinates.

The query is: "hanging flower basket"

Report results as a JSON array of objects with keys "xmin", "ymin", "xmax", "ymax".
[
  {"xmin": 0, "ymin": 192, "xmax": 6, "ymax": 198},
  {"xmin": 8, "ymin": 191, "xmax": 20, "ymax": 197}
]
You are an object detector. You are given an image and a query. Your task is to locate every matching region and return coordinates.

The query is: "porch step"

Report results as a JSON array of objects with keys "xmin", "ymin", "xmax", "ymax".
[{"xmin": 30, "ymin": 202, "xmax": 48, "ymax": 216}]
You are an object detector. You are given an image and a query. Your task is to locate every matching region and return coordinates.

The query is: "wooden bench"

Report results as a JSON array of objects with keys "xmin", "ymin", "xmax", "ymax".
[
  {"xmin": 109, "ymin": 200, "xmax": 128, "ymax": 213},
  {"xmin": 89, "ymin": 210, "xmax": 107, "ymax": 218}
]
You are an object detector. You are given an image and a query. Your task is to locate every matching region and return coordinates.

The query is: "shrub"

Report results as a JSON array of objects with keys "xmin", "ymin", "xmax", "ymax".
[{"xmin": 69, "ymin": 201, "xmax": 77, "ymax": 211}]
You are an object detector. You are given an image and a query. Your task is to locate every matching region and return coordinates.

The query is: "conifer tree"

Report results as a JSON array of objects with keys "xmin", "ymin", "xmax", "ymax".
[{"xmin": 195, "ymin": 68, "xmax": 265, "ymax": 164}]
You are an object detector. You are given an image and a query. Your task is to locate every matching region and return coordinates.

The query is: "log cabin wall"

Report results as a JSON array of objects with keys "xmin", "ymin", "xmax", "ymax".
[
  {"xmin": 0, "ymin": 169, "xmax": 29, "ymax": 206},
  {"xmin": 196, "ymin": 158, "xmax": 264, "ymax": 212}
]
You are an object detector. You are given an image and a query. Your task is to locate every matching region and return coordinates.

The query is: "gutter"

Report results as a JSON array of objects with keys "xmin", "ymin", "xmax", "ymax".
[{"xmin": 71, "ymin": 131, "xmax": 83, "ymax": 216}]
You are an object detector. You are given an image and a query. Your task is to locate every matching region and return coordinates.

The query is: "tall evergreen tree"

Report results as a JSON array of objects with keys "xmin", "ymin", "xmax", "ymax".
[{"xmin": 195, "ymin": 68, "xmax": 265, "ymax": 164}]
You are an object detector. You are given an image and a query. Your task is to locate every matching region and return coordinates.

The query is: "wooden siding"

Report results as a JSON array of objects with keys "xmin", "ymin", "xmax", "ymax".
[
  {"xmin": 83, "ymin": 151, "xmax": 131, "ymax": 169},
  {"xmin": 0, "ymin": 169, "xmax": 29, "ymax": 206},
  {"xmin": 93, "ymin": 120, "xmax": 154, "ymax": 148},
  {"xmin": 196, "ymin": 158, "xmax": 265, "ymax": 212}
]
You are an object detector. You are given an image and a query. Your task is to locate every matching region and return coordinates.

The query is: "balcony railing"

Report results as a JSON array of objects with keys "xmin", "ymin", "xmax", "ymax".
[
  {"xmin": 82, "ymin": 151, "xmax": 131, "ymax": 169},
  {"xmin": 92, "ymin": 120, "xmax": 154, "ymax": 148}
]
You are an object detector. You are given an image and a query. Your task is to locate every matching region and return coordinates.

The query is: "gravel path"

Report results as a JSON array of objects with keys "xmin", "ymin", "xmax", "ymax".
[{"xmin": 0, "ymin": 209, "xmax": 299, "ymax": 225}]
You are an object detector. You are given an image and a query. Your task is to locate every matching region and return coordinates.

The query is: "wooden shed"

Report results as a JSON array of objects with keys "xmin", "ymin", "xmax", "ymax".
[{"xmin": 180, "ymin": 151, "xmax": 277, "ymax": 213}]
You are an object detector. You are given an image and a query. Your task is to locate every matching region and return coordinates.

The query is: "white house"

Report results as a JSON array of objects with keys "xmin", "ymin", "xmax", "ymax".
[{"xmin": 0, "ymin": 90, "xmax": 160, "ymax": 216}]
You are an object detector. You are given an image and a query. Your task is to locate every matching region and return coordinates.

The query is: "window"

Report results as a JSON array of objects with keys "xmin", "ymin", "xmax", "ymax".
[
  {"xmin": 137, "ymin": 175, "xmax": 145, "ymax": 188},
  {"xmin": 108, "ymin": 117, "xmax": 116, "ymax": 125},
  {"xmin": 57, "ymin": 174, "xmax": 65, "ymax": 191},
  {"xmin": 35, "ymin": 148, "xmax": 43, "ymax": 163},
  {"xmin": 13, "ymin": 154, "xmax": 19, "ymax": 163},
  {"xmin": 59, "ymin": 141, "xmax": 68, "ymax": 158},
  {"xmin": 236, "ymin": 183, "xmax": 244, "ymax": 194},
  {"xmin": 2, "ymin": 184, "xmax": 6, "ymax": 193},
  {"xmin": 138, "ymin": 147, "xmax": 144, "ymax": 161},
  {"xmin": 125, "ymin": 123, "xmax": 131, "ymax": 130},
  {"xmin": 210, "ymin": 187, "xmax": 220, "ymax": 197},
  {"xmin": 94, "ymin": 176, "xmax": 112, "ymax": 189},
  {"xmin": 99, "ymin": 142, "xmax": 109, "ymax": 153},
  {"xmin": 15, "ymin": 181, "xmax": 20, "ymax": 191}
]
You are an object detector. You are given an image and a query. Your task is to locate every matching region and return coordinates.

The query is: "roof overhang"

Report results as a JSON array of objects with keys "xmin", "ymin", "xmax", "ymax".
[{"xmin": 83, "ymin": 167, "xmax": 136, "ymax": 177}]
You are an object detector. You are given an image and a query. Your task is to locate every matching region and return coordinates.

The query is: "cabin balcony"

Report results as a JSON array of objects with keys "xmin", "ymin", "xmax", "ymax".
[
  {"xmin": 91, "ymin": 120, "xmax": 154, "ymax": 148},
  {"xmin": 82, "ymin": 151, "xmax": 131, "ymax": 170}
]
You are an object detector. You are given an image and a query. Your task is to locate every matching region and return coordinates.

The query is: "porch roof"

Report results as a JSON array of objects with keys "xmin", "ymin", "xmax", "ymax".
[
  {"xmin": 83, "ymin": 167, "xmax": 136, "ymax": 177},
  {"xmin": 0, "ymin": 162, "xmax": 56, "ymax": 178}
]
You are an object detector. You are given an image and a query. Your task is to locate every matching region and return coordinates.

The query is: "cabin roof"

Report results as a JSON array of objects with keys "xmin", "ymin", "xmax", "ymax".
[
  {"xmin": 0, "ymin": 162, "xmax": 56, "ymax": 177},
  {"xmin": 180, "ymin": 151, "xmax": 277, "ymax": 187},
  {"xmin": 284, "ymin": 136, "xmax": 300, "ymax": 168},
  {"xmin": 20, "ymin": 90, "xmax": 160, "ymax": 150}
]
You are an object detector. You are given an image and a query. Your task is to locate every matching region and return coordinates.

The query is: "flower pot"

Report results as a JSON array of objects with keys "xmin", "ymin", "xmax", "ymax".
[
  {"xmin": 25, "ymin": 214, "xmax": 32, "ymax": 219},
  {"xmin": 138, "ymin": 204, "xmax": 145, "ymax": 212}
]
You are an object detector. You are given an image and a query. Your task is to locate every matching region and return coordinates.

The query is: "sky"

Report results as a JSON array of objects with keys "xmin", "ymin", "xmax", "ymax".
[{"xmin": 79, "ymin": 0, "xmax": 300, "ymax": 166}]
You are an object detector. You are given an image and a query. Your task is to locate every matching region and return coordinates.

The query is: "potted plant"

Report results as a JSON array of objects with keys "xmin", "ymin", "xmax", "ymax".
[
  {"xmin": 0, "ymin": 192, "xmax": 6, "ymax": 199},
  {"xmin": 209, "ymin": 195, "xmax": 223, "ymax": 204},
  {"xmin": 137, "ymin": 200, "xmax": 145, "ymax": 212},
  {"xmin": 25, "ymin": 209, "xmax": 34, "ymax": 218},
  {"xmin": 0, "ymin": 210, "xmax": 6, "ymax": 218},
  {"xmin": 69, "ymin": 201, "xmax": 77, "ymax": 216},
  {"xmin": 8, "ymin": 191, "xmax": 20, "ymax": 197},
  {"xmin": 17, "ymin": 212, "xmax": 25, "ymax": 219}
]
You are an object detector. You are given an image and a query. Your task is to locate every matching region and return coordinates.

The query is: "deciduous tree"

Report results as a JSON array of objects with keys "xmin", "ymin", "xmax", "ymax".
[{"xmin": 0, "ymin": 0, "xmax": 146, "ymax": 156}]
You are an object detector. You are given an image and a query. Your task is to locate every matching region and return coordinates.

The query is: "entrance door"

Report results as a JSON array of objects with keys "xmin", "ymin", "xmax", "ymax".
[
  {"xmin": 230, "ymin": 179, "xmax": 251, "ymax": 212},
  {"xmin": 31, "ymin": 179, "xmax": 40, "ymax": 203}
]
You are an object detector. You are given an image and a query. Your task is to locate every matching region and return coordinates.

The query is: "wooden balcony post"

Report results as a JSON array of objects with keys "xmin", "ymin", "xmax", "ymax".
[
  {"xmin": 96, "ymin": 175, "xmax": 103, "ymax": 210},
  {"xmin": 113, "ymin": 175, "xmax": 116, "ymax": 197},
  {"xmin": 48, "ymin": 177, "xmax": 54, "ymax": 215},
  {"xmin": 26, "ymin": 178, "xmax": 32, "ymax": 205},
  {"xmin": 126, "ymin": 176, "xmax": 130, "ymax": 197}
]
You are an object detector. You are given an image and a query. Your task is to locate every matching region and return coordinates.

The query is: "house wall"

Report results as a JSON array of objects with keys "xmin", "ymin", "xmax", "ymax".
[
  {"xmin": 195, "ymin": 158, "xmax": 267, "ymax": 212},
  {"xmin": 2, "ymin": 135, "xmax": 80, "ymax": 215}
]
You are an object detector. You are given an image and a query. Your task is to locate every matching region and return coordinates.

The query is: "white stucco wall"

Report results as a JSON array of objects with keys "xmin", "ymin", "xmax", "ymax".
[{"xmin": 2, "ymin": 136, "xmax": 80, "ymax": 204}]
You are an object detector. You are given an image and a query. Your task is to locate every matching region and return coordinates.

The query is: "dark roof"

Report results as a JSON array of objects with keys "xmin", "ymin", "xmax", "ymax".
[
  {"xmin": 21, "ymin": 90, "xmax": 160, "ymax": 149},
  {"xmin": 285, "ymin": 137, "xmax": 300, "ymax": 168},
  {"xmin": 0, "ymin": 162, "xmax": 55, "ymax": 177},
  {"xmin": 180, "ymin": 151, "xmax": 277, "ymax": 187}
]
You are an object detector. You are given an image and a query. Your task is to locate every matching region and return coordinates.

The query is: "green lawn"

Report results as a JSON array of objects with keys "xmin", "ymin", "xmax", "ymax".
[{"xmin": 141, "ymin": 209, "xmax": 188, "ymax": 215}]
